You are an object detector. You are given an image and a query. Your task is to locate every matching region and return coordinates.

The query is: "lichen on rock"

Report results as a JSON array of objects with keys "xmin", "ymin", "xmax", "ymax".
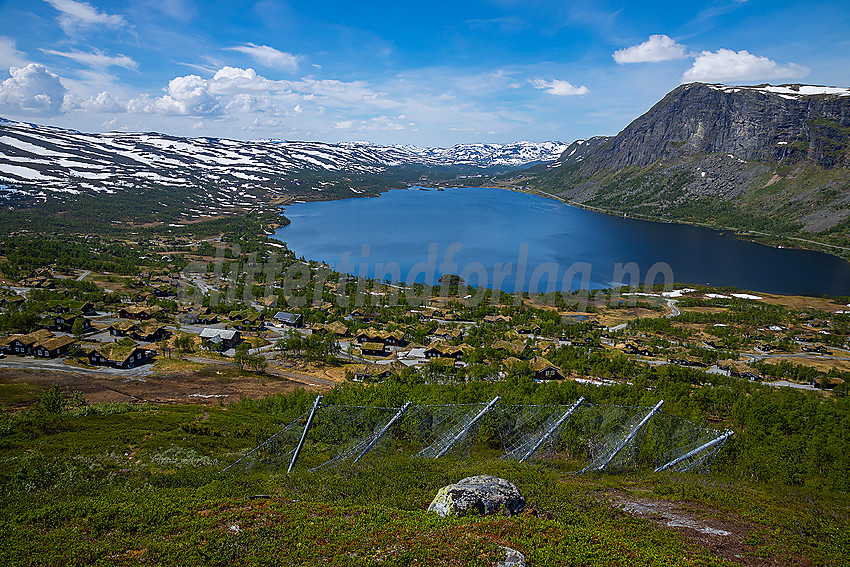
[{"xmin": 427, "ymin": 475, "xmax": 525, "ymax": 517}]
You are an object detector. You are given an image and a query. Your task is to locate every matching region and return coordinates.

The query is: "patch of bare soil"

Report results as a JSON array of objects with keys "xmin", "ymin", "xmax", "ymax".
[
  {"xmin": 760, "ymin": 294, "xmax": 845, "ymax": 313},
  {"xmin": 606, "ymin": 491, "xmax": 812, "ymax": 567},
  {"xmin": 0, "ymin": 365, "xmax": 323, "ymax": 407}
]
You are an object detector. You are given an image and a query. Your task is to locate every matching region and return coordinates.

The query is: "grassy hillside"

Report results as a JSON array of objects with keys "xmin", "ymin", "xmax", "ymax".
[{"xmin": 1, "ymin": 380, "xmax": 848, "ymax": 566}]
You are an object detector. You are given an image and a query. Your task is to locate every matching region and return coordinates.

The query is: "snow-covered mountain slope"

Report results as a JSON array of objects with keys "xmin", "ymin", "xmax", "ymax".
[
  {"xmin": 399, "ymin": 141, "xmax": 569, "ymax": 167},
  {"xmin": 0, "ymin": 118, "xmax": 566, "ymax": 210}
]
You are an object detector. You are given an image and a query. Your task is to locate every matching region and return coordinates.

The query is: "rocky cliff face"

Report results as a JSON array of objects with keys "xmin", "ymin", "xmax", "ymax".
[
  {"xmin": 584, "ymin": 83, "xmax": 850, "ymax": 172},
  {"xmin": 537, "ymin": 83, "xmax": 850, "ymax": 242}
]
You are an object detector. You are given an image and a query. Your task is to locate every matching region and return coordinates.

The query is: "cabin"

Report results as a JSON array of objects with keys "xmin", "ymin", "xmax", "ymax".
[
  {"xmin": 32, "ymin": 335, "xmax": 76, "ymax": 358},
  {"xmin": 383, "ymin": 330, "xmax": 406, "ymax": 347},
  {"xmin": 531, "ymin": 356, "xmax": 563, "ymax": 380},
  {"xmin": 355, "ymin": 329, "xmax": 380, "ymax": 344},
  {"xmin": 178, "ymin": 308, "xmax": 219, "ymax": 325},
  {"xmin": 199, "ymin": 328, "xmax": 241, "ymax": 350},
  {"xmin": 273, "ymin": 312, "xmax": 303, "ymax": 328},
  {"xmin": 431, "ymin": 328, "xmax": 463, "ymax": 341},
  {"xmin": 118, "ymin": 305, "xmax": 164, "ymax": 320},
  {"xmin": 424, "ymin": 340, "xmax": 464, "ymax": 361},
  {"xmin": 353, "ymin": 361, "xmax": 407, "ymax": 382},
  {"xmin": 622, "ymin": 342, "xmax": 653, "ymax": 356},
  {"xmin": 131, "ymin": 323, "xmax": 169, "ymax": 343},
  {"xmin": 88, "ymin": 339, "xmax": 155, "ymax": 369},
  {"xmin": 492, "ymin": 339, "xmax": 532, "ymax": 359},
  {"xmin": 228, "ymin": 310, "xmax": 265, "ymax": 331},
  {"xmin": 516, "ymin": 324, "xmax": 541, "ymax": 336},
  {"xmin": 350, "ymin": 311, "xmax": 382, "ymax": 323},
  {"xmin": 108, "ymin": 321, "xmax": 137, "ymax": 337},
  {"xmin": 42, "ymin": 313, "xmax": 91, "ymax": 334},
  {"xmin": 311, "ymin": 321, "xmax": 350, "ymax": 338},
  {"xmin": 360, "ymin": 342, "xmax": 387, "ymax": 357},
  {"xmin": 1, "ymin": 329, "xmax": 54, "ymax": 355}
]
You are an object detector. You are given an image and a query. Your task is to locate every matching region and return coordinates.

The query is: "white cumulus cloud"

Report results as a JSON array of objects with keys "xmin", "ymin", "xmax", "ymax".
[
  {"xmin": 683, "ymin": 49, "xmax": 809, "ymax": 82},
  {"xmin": 81, "ymin": 90, "xmax": 124, "ymax": 112},
  {"xmin": 210, "ymin": 66, "xmax": 274, "ymax": 94},
  {"xmin": 225, "ymin": 43, "xmax": 301, "ymax": 72},
  {"xmin": 530, "ymin": 78, "xmax": 588, "ymax": 96},
  {"xmin": 45, "ymin": 0, "xmax": 128, "ymax": 35},
  {"xmin": 130, "ymin": 74, "xmax": 221, "ymax": 116},
  {"xmin": 613, "ymin": 34, "xmax": 688, "ymax": 64},
  {"xmin": 0, "ymin": 64, "xmax": 67, "ymax": 115}
]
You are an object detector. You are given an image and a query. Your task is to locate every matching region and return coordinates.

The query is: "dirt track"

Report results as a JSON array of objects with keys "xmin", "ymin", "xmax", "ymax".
[
  {"xmin": 0, "ymin": 363, "xmax": 326, "ymax": 406},
  {"xmin": 607, "ymin": 490, "xmax": 811, "ymax": 567}
]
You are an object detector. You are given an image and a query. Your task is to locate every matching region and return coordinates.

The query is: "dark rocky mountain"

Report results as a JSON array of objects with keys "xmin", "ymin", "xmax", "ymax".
[{"xmin": 533, "ymin": 83, "xmax": 850, "ymax": 250}]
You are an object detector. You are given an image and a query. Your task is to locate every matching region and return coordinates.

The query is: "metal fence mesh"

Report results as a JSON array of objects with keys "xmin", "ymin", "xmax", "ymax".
[{"xmin": 224, "ymin": 397, "xmax": 732, "ymax": 475}]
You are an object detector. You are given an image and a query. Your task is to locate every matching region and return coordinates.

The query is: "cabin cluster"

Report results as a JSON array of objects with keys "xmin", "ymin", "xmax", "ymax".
[{"xmin": 0, "ymin": 329, "xmax": 76, "ymax": 359}]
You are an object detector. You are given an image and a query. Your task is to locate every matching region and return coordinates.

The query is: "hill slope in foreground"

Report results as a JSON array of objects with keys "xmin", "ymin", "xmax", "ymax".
[
  {"xmin": 522, "ymin": 83, "xmax": 850, "ymax": 258},
  {"xmin": 1, "ymin": 386, "xmax": 848, "ymax": 567}
]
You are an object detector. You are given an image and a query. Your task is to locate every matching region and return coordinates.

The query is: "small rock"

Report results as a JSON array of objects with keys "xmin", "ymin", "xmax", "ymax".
[
  {"xmin": 428, "ymin": 475, "xmax": 525, "ymax": 517},
  {"xmin": 496, "ymin": 546, "xmax": 526, "ymax": 567}
]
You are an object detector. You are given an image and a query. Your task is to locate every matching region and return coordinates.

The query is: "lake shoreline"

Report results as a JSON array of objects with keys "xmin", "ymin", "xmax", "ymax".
[{"xmin": 461, "ymin": 183, "xmax": 850, "ymax": 263}]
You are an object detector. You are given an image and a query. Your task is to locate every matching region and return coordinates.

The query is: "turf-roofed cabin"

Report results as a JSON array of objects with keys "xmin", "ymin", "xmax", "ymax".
[
  {"xmin": 117, "ymin": 305, "xmax": 164, "ymax": 320},
  {"xmin": 32, "ymin": 335, "xmax": 76, "ymax": 358},
  {"xmin": 0, "ymin": 330, "xmax": 76, "ymax": 358},
  {"xmin": 531, "ymin": 356, "xmax": 563, "ymax": 380},
  {"xmin": 353, "ymin": 361, "xmax": 407, "ymax": 382},
  {"xmin": 88, "ymin": 339, "xmax": 155, "ymax": 368},
  {"xmin": 0, "ymin": 329, "xmax": 54, "ymax": 355}
]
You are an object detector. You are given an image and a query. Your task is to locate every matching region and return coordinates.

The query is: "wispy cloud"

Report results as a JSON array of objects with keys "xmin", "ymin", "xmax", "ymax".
[
  {"xmin": 224, "ymin": 43, "xmax": 301, "ymax": 72},
  {"xmin": 0, "ymin": 37, "xmax": 29, "ymax": 70},
  {"xmin": 42, "ymin": 49, "xmax": 137, "ymax": 70},
  {"xmin": 530, "ymin": 78, "xmax": 588, "ymax": 96},
  {"xmin": 683, "ymin": 49, "xmax": 809, "ymax": 82},
  {"xmin": 613, "ymin": 35, "xmax": 688, "ymax": 64},
  {"xmin": 44, "ymin": 0, "xmax": 128, "ymax": 35}
]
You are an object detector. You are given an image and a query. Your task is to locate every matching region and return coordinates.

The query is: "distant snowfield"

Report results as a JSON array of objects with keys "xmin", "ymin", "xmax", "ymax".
[
  {"xmin": 0, "ymin": 117, "xmax": 568, "ymax": 211},
  {"xmin": 708, "ymin": 83, "xmax": 850, "ymax": 99},
  {"xmin": 0, "ymin": 162, "xmax": 49, "ymax": 180}
]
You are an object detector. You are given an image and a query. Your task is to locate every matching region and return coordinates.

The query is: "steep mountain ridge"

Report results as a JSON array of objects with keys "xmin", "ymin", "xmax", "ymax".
[{"xmin": 534, "ymin": 83, "xmax": 850, "ymax": 247}]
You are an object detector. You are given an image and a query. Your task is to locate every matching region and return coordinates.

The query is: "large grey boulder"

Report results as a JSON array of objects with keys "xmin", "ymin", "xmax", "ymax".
[{"xmin": 427, "ymin": 475, "xmax": 525, "ymax": 517}]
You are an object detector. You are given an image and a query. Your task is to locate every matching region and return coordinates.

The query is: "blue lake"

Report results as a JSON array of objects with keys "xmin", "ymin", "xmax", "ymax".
[{"xmin": 273, "ymin": 187, "xmax": 850, "ymax": 296}]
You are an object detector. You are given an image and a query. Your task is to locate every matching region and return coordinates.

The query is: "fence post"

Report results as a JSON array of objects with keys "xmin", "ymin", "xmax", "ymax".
[
  {"xmin": 353, "ymin": 401, "xmax": 412, "ymax": 464},
  {"xmin": 433, "ymin": 396, "xmax": 500, "ymax": 458},
  {"xmin": 655, "ymin": 430, "xmax": 734, "ymax": 472},
  {"xmin": 288, "ymin": 394, "xmax": 322, "ymax": 473},
  {"xmin": 519, "ymin": 397, "xmax": 584, "ymax": 463},
  {"xmin": 583, "ymin": 399, "xmax": 664, "ymax": 473}
]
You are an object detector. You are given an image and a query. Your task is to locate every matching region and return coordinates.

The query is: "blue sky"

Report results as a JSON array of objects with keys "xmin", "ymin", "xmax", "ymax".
[{"xmin": 1, "ymin": 0, "xmax": 848, "ymax": 146}]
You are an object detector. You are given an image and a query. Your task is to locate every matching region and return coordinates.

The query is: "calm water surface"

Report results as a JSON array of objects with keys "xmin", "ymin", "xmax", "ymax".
[{"xmin": 273, "ymin": 187, "xmax": 850, "ymax": 296}]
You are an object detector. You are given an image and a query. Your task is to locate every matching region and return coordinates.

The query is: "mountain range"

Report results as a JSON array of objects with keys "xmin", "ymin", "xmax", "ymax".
[{"xmin": 0, "ymin": 118, "xmax": 565, "ymax": 213}]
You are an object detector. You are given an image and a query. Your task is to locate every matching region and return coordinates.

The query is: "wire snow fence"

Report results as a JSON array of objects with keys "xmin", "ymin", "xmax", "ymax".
[{"xmin": 223, "ymin": 395, "xmax": 733, "ymax": 475}]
